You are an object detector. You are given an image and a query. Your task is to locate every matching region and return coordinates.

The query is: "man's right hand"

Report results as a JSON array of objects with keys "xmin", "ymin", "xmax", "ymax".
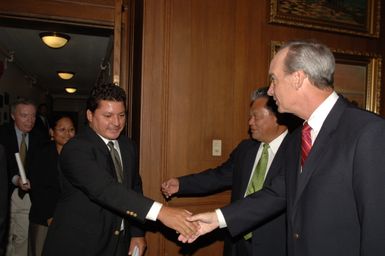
[
  {"xmin": 178, "ymin": 211, "xmax": 219, "ymax": 243},
  {"xmin": 17, "ymin": 176, "xmax": 31, "ymax": 191},
  {"xmin": 161, "ymin": 178, "xmax": 179, "ymax": 198},
  {"xmin": 157, "ymin": 205, "xmax": 199, "ymax": 239}
]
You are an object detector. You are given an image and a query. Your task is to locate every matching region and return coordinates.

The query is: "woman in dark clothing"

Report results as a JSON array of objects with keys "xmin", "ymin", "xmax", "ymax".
[{"xmin": 28, "ymin": 115, "xmax": 75, "ymax": 256}]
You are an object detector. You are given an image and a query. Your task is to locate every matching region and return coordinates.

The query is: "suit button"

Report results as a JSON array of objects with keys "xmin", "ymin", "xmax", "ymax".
[
  {"xmin": 114, "ymin": 230, "xmax": 120, "ymax": 236},
  {"xmin": 294, "ymin": 233, "xmax": 299, "ymax": 239}
]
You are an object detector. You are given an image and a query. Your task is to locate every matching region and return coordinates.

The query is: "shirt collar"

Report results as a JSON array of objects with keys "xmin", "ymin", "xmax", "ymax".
[
  {"xmin": 14, "ymin": 125, "xmax": 28, "ymax": 139},
  {"xmin": 267, "ymin": 130, "xmax": 288, "ymax": 155},
  {"xmin": 307, "ymin": 91, "xmax": 339, "ymax": 132},
  {"xmin": 97, "ymin": 134, "xmax": 118, "ymax": 148}
]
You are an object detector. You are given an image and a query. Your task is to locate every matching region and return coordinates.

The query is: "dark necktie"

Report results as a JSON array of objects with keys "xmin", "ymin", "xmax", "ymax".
[
  {"xmin": 19, "ymin": 133, "xmax": 27, "ymax": 167},
  {"xmin": 107, "ymin": 141, "xmax": 124, "ymax": 183},
  {"xmin": 301, "ymin": 123, "xmax": 312, "ymax": 167},
  {"xmin": 18, "ymin": 133, "xmax": 27, "ymax": 199},
  {"xmin": 244, "ymin": 143, "xmax": 270, "ymax": 240}
]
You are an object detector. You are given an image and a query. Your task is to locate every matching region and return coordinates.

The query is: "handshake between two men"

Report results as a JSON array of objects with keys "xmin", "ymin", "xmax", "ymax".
[{"xmin": 160, "ymin": 178, "xmax": 220, "ymax": 243}]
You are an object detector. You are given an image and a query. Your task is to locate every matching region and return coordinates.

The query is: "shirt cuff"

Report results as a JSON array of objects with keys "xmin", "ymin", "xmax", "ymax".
[
  {"xmin": 215, "ymin": 209, "xmax": 227, "ymax": 228},
  {"xmin": 146, "ymin": 201, "xmax": 163, "ymax": 221}
]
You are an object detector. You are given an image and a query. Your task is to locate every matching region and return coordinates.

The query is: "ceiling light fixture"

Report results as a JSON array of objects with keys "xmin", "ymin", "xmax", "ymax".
[
  {"xmin": 57, "ymin": 71, "xmax": 74, "ymax": 80},
  {"xmin": 39, "ymin": 32, "xmax": 70, "ymax": 49},
  {"xmin": 65, "ymin": 87, "xmax": 77, "ymax": 94}
]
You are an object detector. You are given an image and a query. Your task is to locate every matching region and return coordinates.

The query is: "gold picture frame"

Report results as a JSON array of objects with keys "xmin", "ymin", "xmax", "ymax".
[
  {"xmin": 270, "ymin": 41, "xmax": 382, "ymax": 114},
  {"xmin": 270, "ymin": 0, "xmax": 381, "ymax": 38}
]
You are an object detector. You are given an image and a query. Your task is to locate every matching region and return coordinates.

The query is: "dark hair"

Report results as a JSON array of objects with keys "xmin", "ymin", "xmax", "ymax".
[
  {"xmin": 11, "ymin": 98, "xmax": 36, "ymax": 114},
  {"xmin": 251, "ymin": 87, "xmax": 279, "ymax": 115},
  {"xmin": 49, "ymin": 114, "xmax": 75, "ymax": 130},
  {"xmin": 251, "ymin": 87, "xmax": 302, "ymax": 132},
  {"xmin": 86, "ymin": 83, "xmax": 126, "ymax": 113}
]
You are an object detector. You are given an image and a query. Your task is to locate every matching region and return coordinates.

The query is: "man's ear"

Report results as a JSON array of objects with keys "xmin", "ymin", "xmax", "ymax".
[
  {"xmin": 293, "ymin": 70, "xmax": 306, "ymax": 90},
  {"xmin": 86, "ymin": 110, "xmax": 93, "ymax": 123},
  {"xmin": 11, "ymin": 113, "xmax": 15, "ymax": 121}
]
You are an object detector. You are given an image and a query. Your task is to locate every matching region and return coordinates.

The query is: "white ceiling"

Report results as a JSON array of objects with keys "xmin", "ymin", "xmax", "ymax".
[{"xmin": 0, "ymin": 25, "xmax": 111, "ymax": 97}]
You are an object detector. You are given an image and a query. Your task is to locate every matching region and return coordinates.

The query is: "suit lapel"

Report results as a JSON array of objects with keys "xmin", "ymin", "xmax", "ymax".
[
  {"xmin": 85, "ymin": 126, "xmax": 117, "ymax": 179},
  {"xmin": 265, "ymin": 134, "xmax": 289, "ymax": 184},
  {"xmin": 292, "ymin": 98, "xmax": 348, "ymax": 210},
  {"xmin": 239, "ymin": 141, "xmax": 260, "ymax": 196}
]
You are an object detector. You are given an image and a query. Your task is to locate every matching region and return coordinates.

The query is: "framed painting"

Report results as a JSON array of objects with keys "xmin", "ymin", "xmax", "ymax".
[
  {"xmin": 269, "ymin": 0, "xmax": 381, "ymax": 38},
  {"xmin": 270, "ymin": 41, "xmax": 382, "ymax": 114}
]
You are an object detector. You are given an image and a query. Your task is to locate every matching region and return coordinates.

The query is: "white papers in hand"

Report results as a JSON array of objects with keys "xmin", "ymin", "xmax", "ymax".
[
  {"xmin": 15, "ymin": 153, "xmax": 27, "ymax": 184},
  {"xmin": 132, "ymin": 246, "xmax": 139, "ymax": 256}
]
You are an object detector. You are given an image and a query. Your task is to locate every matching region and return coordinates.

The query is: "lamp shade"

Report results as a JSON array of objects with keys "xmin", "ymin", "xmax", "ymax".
[
  {"xmin": 65, "ymin": 87, "xmax": 77, "ymax": 94},
  {"xmin": 40, "ymin": 32, "xmax": 70, "ymax": 49},
  {"xmin": 57, "ymin": 71, "xmax": 74, "ymax": 80}
]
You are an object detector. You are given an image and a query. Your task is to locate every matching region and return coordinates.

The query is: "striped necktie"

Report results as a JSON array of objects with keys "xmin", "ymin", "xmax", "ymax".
[
  {"xmin": 107, "ymin": 141, "xmax": 124, "ymax": 183},
  {"xmin": 301, "ymin": 122, "xmax": 312, "ymax": 167}
]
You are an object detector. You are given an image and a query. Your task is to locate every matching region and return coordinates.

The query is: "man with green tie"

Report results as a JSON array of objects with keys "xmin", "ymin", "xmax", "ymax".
[{"xmin": 161, "ymin": 87, "xmax": 300, "ymax": 256}]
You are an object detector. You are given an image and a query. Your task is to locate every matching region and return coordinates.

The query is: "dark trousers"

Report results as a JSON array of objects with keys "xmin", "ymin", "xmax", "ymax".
[
  {"xmin": 234, "ymin": 239, "xmax": 252, "ymax": 255},
  {"xmin": 113, "ymin": 231, "xmax": 130, "ymax": 256}
]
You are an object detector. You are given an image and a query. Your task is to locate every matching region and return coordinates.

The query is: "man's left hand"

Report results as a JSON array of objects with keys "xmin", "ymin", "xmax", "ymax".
[{"xmin": 128, "ymin": 237, "xmax": 146, "ymax": 256}]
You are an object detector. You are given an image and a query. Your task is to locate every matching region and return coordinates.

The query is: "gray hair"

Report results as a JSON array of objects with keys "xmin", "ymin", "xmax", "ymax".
[
  {"xmin": 280, "ymin": 40, "xmax": 335, "ymax": 89},
  {"xmin": 11, "ymin": 98, "xmax": 36, "ymax": 114}
]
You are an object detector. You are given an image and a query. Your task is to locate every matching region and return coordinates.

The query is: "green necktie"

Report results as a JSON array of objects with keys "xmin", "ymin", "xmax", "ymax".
[
  {"xmin": 107, "ymin": 141, "xmax": 124, "ymax": 183},
  {"xmin": 244, "ymin": 143, "xmax": 269, "ymax": 240}
]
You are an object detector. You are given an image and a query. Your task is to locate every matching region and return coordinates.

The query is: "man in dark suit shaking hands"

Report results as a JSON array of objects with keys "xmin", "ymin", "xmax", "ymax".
[
  {"xmin": 43, "ymin": 84, "xmax": 197, "ymax": 256},
  {"xmin": 181, "ymin": 40, "xmax": 385, "ymax": 256}
]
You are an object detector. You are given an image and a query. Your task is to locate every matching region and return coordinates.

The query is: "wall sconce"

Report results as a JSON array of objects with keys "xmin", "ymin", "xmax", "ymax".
[
  {"xmin": 65, "ymin": 87, "xmax": 77, "ymax": 94},
  {"xmin": 57, "ymin": 71, "xmax": 74, "ymax": 80},
  {"xmin": 40, "ymin": 32, "xmax": 70, "ymax": 49}
]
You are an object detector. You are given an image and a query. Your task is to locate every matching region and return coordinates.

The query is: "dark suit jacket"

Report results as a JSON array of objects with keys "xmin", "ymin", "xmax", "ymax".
[
  {"xmin": 29, "ymin": 142, "xmax": 60, "ymax": 225},
  {"xmin": 34, "ymin": 115, "xmax": 50, "ymax": 139},
  {"xmin": 0, "ymin": 145, "xmax": 8, "ymax": 256},
  {"xmin": 221, "ymin": 97, "xmax": 385, "ymax": 256},
  {"xmin": 0, "ymin": 123, "xmax": 47, "ymax": 193},
  {"xmin": 43, "ymin": 126, "xmax": 154, "ymax": 256},
  {"xmin": 178, "ymin": 138, "xmax": 288, "ymax": 256}
]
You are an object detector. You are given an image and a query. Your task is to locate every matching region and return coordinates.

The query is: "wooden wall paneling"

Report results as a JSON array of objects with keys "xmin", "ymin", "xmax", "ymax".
[
  {"xmin": 140, "ymin": 0, "xmax": 168, "ymax": 255},
  {"xmin": 113, "ymin": 0, "xmax": 123, "ymax": 85},
  {"xmin": 380, "ymin": 2, "xmax": 385, "ymax": 116},
  {"xmin": 140, "ymin": 0, "xmax": 270, "ymax": 255},
  {"xmin": 0, "ymin": 0, "xmax": 114, "ymax": 27},
  {"xmin": 164, "ymin": 0, "xmax": 237, "ymax": 254}
]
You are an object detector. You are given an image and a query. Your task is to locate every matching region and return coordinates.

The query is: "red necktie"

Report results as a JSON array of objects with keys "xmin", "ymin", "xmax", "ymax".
[{"xmin": 301, "ymin": 123, "xmax": 312, "ymax": 167}]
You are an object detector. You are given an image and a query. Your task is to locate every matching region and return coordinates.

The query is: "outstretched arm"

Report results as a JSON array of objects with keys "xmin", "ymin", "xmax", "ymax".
[{"xmin": 161, "ymin": 178, "xmax": 180, "ymax": 198}]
